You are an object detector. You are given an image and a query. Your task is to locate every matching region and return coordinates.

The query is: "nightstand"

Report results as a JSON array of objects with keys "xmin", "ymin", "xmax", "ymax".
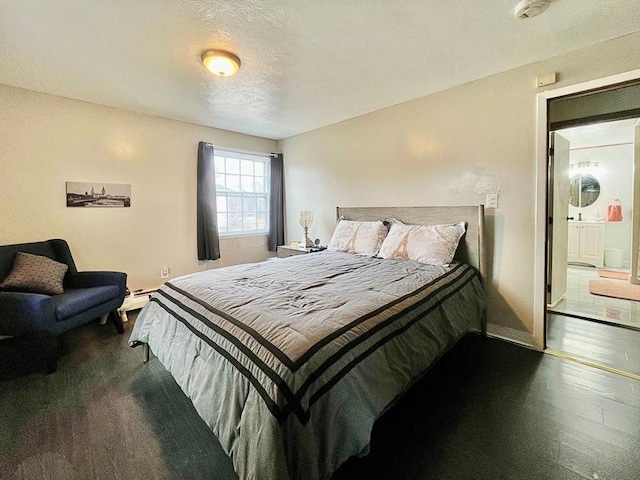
[{"xmin": 277, "ymin": 245, "xmax": 312, "ymax": 258}]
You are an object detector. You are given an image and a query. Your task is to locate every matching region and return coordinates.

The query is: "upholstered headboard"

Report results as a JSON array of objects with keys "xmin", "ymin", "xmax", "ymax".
[{"xmin": 336, "ymin": 205, "xmax": 486, "ymax": 280}]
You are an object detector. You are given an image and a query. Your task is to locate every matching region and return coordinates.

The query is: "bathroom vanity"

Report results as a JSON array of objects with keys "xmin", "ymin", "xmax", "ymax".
[{"xmin": 567, "ymin": 220, "xmax": 604, "ymax": 268}]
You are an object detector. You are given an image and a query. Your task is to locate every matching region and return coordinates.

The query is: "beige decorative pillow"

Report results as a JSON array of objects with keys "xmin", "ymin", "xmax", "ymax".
[
  {"xmin": 378, "ymin": 221, "xmax": 466, "ymax": 265},
  {"xmin": 0, "ymin": 252, "xmax": 68, "ymax": 295},
  {"xmin": 327, "ymin": 220, "xmax": 388, "ymax": 256}
]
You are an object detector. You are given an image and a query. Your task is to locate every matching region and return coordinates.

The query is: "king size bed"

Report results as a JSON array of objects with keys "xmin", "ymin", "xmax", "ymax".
[{"xmin": 129, "ymin": 205, "xmax": 487, "ymax": 480}]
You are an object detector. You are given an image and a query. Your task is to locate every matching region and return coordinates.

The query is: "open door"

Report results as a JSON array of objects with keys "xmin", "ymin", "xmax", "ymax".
[
  {"xmin": 547, "ymin": 132, "xmax": 571, "ymax": 306},
  {"xmin": 631, "ymin": 124, "xmax": 640, "ymax": 285}
]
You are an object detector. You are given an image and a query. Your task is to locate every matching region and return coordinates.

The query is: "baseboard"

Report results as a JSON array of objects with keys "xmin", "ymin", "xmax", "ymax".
[{"xmin": 485, "ymin": 323, "xmax": 537, "ymax": 350}]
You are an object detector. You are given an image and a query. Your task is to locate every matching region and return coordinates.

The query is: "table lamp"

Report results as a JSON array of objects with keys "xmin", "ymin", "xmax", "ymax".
[{"xmin": 299, "ymin": 210, "xmax": 314, "ymax": 248}]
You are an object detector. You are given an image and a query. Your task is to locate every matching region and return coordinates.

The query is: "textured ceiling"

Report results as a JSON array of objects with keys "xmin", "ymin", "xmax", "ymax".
[{"xmin": 0, "ymin": 0, "xmax": 639, "ymax": 140}]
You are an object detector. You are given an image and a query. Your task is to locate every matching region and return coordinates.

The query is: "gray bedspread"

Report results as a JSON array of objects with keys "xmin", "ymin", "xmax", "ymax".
[{"xmin": 129, "ymin": 251, "xmax": 486, "ymax": 479}]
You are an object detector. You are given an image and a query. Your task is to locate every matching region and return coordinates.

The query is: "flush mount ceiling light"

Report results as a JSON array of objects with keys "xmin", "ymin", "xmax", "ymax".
[
  {"xmin": 514, "ymin": 0, "xmax": 551, "ymax": 19},
  {"xmin": 200, "ymin": 49, "xmax": 241, "ymax": 77}
]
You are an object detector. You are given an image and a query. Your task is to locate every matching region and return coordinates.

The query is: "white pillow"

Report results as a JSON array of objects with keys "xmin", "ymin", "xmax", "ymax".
[
  {"xmin": 377, "ymin": 221, "xmax": 466, "ymax": 265},
  {"xmin": 327, "ymin": 219, "xmax": 388, "ymax": 256}
]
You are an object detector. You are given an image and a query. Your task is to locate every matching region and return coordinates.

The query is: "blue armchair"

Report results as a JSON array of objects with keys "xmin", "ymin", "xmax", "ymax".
[{"xmin": 0, "ymin": 239, "xmax": 127, "ymax": 372}]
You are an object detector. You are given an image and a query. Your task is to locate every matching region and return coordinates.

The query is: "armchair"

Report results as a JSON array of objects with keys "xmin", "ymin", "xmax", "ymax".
[{"xmin": 0, "ymin": 239, "xmax": 127, "ymax": 372}]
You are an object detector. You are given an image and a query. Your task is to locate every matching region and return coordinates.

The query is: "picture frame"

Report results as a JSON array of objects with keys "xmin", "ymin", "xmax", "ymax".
[{"xmin": 66, "ymin": 182, "xmax": 131, "ymax": 208}]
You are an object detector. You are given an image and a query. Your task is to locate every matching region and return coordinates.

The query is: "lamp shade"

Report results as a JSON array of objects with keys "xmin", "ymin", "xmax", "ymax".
[
  {"xmin": 299, "ymin": 211, "xmax": 314, "ymax": 229},
  {"xmin": 201, "ymin": 50, "xmax": 241, "ymax": 77}
]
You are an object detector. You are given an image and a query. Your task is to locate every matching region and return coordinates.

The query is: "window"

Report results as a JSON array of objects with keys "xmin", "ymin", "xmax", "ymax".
[{"xmin": 215, "ymin": 150, "xmax": 270, "ymax": 236}]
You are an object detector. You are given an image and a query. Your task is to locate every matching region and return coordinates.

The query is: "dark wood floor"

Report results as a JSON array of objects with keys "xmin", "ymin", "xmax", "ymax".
[
  {"xmin": 1, "ymin": 314, "xmax": 639, "ymax": 480},
  {"xmin": 547, "ymin": 312, "xmax": 640, "ymax": 377}
]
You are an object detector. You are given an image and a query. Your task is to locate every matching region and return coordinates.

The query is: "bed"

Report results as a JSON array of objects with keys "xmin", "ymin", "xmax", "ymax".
[{"xmin": 129, "ymin": 205, "xmax": 487, "ymax": 480}]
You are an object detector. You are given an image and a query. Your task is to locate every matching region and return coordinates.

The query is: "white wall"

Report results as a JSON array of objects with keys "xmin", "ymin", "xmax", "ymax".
[
  {"xmin": 279, "ymin": 33, "xmax": 640, "ymax": 345},
  {"xmin": 0, "ymin": 85, "xmax": 277, "ymax": 290}
]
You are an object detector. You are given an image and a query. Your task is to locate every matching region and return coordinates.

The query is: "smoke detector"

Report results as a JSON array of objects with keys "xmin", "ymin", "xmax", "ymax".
[{"xmin": 514, "ymin": 0, "xmax": 551, "ymax": 19}]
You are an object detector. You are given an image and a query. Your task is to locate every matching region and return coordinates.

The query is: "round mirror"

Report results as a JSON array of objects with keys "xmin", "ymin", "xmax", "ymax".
[{"xmin": 569, "ymin": 174, "xmax": 600, "ymax": 207}]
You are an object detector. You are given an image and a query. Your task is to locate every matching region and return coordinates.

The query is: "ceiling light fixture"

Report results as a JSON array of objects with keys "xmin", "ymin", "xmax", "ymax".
[
  {"xmin": 200, "ymin": 49, "xmax": 241, "ymax": 77},
  {"xmin": 514, "ymin": 0, "xmax": 551, "ymax": 19}
]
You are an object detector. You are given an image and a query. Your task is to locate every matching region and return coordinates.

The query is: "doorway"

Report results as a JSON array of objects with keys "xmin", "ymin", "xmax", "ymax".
[
  {"xmin": 537, "ymin": 73, "xmax": 640, "ymax": 378},
  {"xmin": 546, "ymin": 119, "xmax": 640, "ymax": 377},
  {"xmin": 548, "ymin": 118, "xmax": 640, "ymax": 329}
]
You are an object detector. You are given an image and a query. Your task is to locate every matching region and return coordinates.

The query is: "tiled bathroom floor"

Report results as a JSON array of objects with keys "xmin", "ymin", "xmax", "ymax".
[{"xmin": 548, "ymin": 265, "xmax": 640, "ymax": 330}]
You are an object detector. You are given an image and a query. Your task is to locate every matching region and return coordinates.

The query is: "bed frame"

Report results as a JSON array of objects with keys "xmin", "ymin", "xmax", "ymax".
[
  {"xmin": 140, "ymin": 206, "xmax": 486, "ymax": 363},
  {"xmin": 135, "ymin": 205, "xmax": 488, "ymax": 479}
]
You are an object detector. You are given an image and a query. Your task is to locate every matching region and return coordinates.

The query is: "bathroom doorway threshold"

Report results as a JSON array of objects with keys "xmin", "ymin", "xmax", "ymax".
[{"xmin": 546, "ymin": 313, "xmax": 640, "ymax": 378}]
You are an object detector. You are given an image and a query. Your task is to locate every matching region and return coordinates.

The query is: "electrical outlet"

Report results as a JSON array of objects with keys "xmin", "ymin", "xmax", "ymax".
[
  {"xmin": 160, "ymin": 266, "xmax": 170, "ymax": 279},
  {"xmin": 486, "ymin": 193, "xmax": 498, "ymax": 209}
]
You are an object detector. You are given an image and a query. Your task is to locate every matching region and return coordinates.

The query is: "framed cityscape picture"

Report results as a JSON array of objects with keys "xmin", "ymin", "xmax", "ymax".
[{"xmin": 66, "ymin": 182, "xmax": 131, "ymax": 207}]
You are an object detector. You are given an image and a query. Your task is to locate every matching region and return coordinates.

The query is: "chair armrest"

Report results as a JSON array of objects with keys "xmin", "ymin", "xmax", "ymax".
[
  {"xmin": 0, "ymin": 291, "xmax": 57, "ymax": 336},
  {"xmin": 71, "ymin": 271, "xmax": 127, "ymax": 298}
]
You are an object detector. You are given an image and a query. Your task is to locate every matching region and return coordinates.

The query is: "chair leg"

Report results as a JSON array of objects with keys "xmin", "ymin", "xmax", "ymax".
[
  {"xmin": 110, "ymin": 309, "xmax": 125, "ymax": 334},
  {"xmin": 44, "ymin": 336, "xmax": 61, "ymax": 374},
  {"xmin": 143, "ymin": 343, "xmax": 150, "ymax": 363}
]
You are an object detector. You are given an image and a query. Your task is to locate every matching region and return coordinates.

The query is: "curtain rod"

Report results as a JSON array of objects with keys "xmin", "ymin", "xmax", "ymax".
[{"xmin": 203, "ymin": 143, "xmax": 281, "ymax": 158}]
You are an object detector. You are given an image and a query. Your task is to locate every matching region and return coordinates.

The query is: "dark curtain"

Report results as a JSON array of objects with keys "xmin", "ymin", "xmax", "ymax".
[
  {"xmin": 268, "ymin": 153, "xmax": 285, "ymax": 251},
  {"xmin": 196, "ymin": 142, "xmax": 221, "ymax": 261}
]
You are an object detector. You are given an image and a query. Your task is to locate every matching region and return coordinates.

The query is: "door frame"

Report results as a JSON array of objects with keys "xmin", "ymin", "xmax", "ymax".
[
  {"xmin": 631, "ymin": 124, "xmax": 640, "ymax": 285},
  {"xmin": 533, "ymin": 69, "xmax": 640, "ymax": 350}
]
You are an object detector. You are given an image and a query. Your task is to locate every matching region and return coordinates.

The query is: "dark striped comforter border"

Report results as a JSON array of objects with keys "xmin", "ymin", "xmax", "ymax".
[{"xmin": 146, "ymin": 262, "xmax": 482, "ymax": 425}]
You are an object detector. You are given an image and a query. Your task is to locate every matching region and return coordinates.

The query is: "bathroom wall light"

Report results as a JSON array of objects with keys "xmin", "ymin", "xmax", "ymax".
[
  {"xmin": 570, "ymin": 161, "xmax": 600, "ymax": 174},
  {"xmin": 200, "ymin": 49, "xmax": 241, "ymax": 77}
]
